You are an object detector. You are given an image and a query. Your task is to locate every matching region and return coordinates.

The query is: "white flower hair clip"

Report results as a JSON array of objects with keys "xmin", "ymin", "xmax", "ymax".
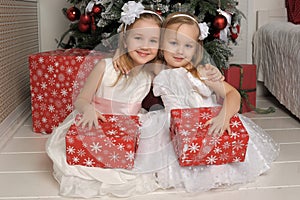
[
  {"xmin": 198, "ymin": 22, "xmax": 209, "ymax": 40},
  {"xmin": 118, "ymin": 1, "xmax": 163, "ymax": 32},
  {"xmin": 171, "ymin": 14, "xmax": 210, "ymax": 40}
]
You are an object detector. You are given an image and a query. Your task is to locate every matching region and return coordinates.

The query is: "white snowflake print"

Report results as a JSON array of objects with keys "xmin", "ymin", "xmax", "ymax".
[
  {"xmin": 209, "ymin": 136, "xmax": 222, "ymax": 146},
  {"xmin": 66, "ymin": 146, "xmax": 75, "ymax": 154},
  {"xmin": 179, "ymin": 129, "xmax": 190, "ymax": 136},
  {"xmin": 60, "ymin": 88, "xmax": 68, "ymax": 96},
  {"xmin": 68, "ymin": 129, "xmax": 77, "ymax": 136},
  {"xmin": 206, "ymin": 155, "xmax": 218, "ymax": 164},
  {"xmin": 117, "ymin": 143, "xmax": 125, "ymax": 151},
  {"xmin": 182, "ymin": 110, "xmax": 192, "ymax": 119},
  {"xmin": 182, "ymin": 137, "xmax": 191, "ymax": 144},
  {"xmin": 106, "ymin": 129, "xmax": 117, "ymax": 135},
  {"xmin": 233, "ymin": 157, "xmax": 241, "ymax": 162},
  {"xmin": 66, "ymin": 67, "xmax": 73, "ymax": 75},
  {"xmin": 188, "ymin": 143, "xmax": 200, "ymax": 153},
  {"xmin": 77, "ymin": 149, "xmax": 86, "ymax": 157},
  {"xmin": 213, "ymin": 146, "xmax": 222, "ymax": 154},
  {"xmin": 122, "ymin": 135, "xmax": 134, "ymax": 142},
  {"xmin": 37, "ymin": 94, "xmax": 44, "ymax": 102},
  {"xmin": 222, "ymin": 141, "xmax": 231, "ymax": 149},
  {"xmin": 72, "ymin": 81, "xmax": 79, "ymax": 90},
  {"xmin": 219, "ymin": 152, "xmax": 229, "ymax": 161},
  {"xmin": 38, "ymin": 57, "xmax": 44, "ymax": 63},
  {"xmin": 41, "ymin": 117, "xmax": 47, "ymax": 123},
  {"xmin": 232, "ymin": 140, "xmax": 245, "ymax": 151},
  {"xmin": 47, "ymin": 65, "xmax": 54, "ymax": 73},
  {"xmin": 66, "ymin": 104, "xmax": 73, "ymax": 112},
  {"xmin": 76, "ymin": 56, "xmax": 84, "ymax": 62},
  {"xmin": 230, "ymin": 120, "xmax": 241, "ymax": 128},
  {"xmin": 52, "ymin": 114, "xmax": 60, "ymax": 122},
  {"xmin": 125, "ymin": 151, "xmax": 135, "ymax": 161},
  {"xmin": 41, "ymin": 82, "xmax": 47, "ymax": 90},
  {"xmin": 48, "ymin": 105, "xmax": 55, "ymax": 112},
  {"xmin": 200, "ymin": 112, "xmax": 212, "ymax": 120},
  {"xmin": 108, "ymin": 116, "xmax": 118, "ymax": 122},
  {"xmin": 109, "ymin": 152, "xmax": 120, "ymax": 162},
  {"xmin": 90, "ymin": 142, "xmax": 102, "ymax": 154},
  {"xmin": 194, "ymin": 122, "xmax": 205, "ymax": 129},
  {"xmin": 230, "ymin": 131, "xmax": 240, "ymax": 139},
  {"xmin": 104, "ymin": 138, "xmax": 116, "ymax": 147},
  {"xmin": 51, "ymin": 90, "xmax": 58, "ymax": 96},
  {"xmin": 83, "ymin": 157, "xmax": 95, "ymax": 167},
  {"xmin": 47, "ymin": 78, "xmax": 55, "ymax": 86},
  {"xmin": 72, "ymin": 156, "xmax": 80, "ymax": 163}
]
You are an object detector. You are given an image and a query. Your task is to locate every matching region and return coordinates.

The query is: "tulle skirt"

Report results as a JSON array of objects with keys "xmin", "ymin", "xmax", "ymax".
[{"xmin": 46, "ymin": 110, "xmax": 279, "ymax": 198}]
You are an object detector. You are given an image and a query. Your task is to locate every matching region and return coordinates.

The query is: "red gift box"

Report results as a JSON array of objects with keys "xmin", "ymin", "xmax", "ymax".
[
  {"xmin": 223, "ymin": 64, "xmax": 256, "ymax": 113},
  {"xmin": 170, "ymin": 107, "xmax": 249, "ymax": 167},
  {"xmin": 66, "ymin": 114, "xmax": 141, "ymax": 169},
  {"xmin": 29, "ymin": 48, "xmax": 108, "ymax": 133}
]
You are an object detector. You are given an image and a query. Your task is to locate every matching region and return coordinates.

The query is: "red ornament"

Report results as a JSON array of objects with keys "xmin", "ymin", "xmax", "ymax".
[
  {"xmin": 156, "ymin": 10, "xmax": 162, "ymax": 15},
  {"xmin": 230, "ymin": 24, "xmax": 240, "ymax": 40},
  {"xmin": 213, "ymin": 14, "xmax": 228, "ymax": 30},
  {"xmin": 66, "ymin": 6, "xmax": 81, "ymax": 21},
  {"xmin": 213, "ymin": 31, "xmax": 220, "ymax": 39},
  {"xmin": 78, "ymin": 22, "xmax": 90, "ymax": 32},
  {"xmin": 92, "ymin": 5, "xmax": 102, "ymax": 15},
  {"xmin": 79, "ymin": 14, "xmax": 91, "ymax": 24}
]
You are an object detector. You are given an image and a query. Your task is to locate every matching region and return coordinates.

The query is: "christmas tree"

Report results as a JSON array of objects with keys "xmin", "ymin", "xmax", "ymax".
[{"xmin": 58, "ymin": 0, "xmax": 244, "ymax": 70}]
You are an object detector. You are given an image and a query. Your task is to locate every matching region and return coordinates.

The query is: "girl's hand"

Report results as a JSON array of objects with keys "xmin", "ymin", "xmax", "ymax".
[
  {"xmin": 113, "ymin": 49, "xmax": 130, "ymax": 75},
  {"xmin": 77, "ymin": 104, "xmax": 107, "ymax": 130},
  {"xmin": 113, "ymin": 58, "xmax": 130, "ymax": 75},
  {"xmin": 204, "ymin": 113, "xmax": 231, "ymax": 137},
  {"xmin": 203, "ymin": 64, "xmax": 224, "ymax": 82}
]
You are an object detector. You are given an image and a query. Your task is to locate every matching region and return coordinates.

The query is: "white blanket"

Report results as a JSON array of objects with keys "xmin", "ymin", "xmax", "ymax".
[{"xmin": 253, "ymin": 21, "xmax": 300, "ymax": 119}]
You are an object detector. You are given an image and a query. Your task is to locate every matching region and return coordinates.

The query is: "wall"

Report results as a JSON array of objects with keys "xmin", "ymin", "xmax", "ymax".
[
  {"xmin": 230, "ymin": 0, "xmax": 286, "ymax": 64},
  {"xmin": 0, "ymin": 0, "xmax": 39, "ymax": 124},
  {"xmin": 38, "ymin": 0, "xmax": 71, "ymax": 51}
]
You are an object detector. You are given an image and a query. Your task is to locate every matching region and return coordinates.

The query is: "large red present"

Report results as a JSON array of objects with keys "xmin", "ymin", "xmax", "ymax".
[
  {"xmin": 223, "ymin": 64, "xmax": 256, "ymax": 113},
  {"xmin": 29, "ymin": 48, "xmax": 107, "ymax": 134},
  {"xmin": 66, "ymin": 114, "xmax": 141, "ymax": 169},
  {"xmin": 170, "ymin": 107, "xmax": 249, "ymax": 167}
]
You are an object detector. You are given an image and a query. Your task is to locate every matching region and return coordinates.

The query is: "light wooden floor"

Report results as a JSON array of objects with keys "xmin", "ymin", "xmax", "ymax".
[{"xmin": 0, "ymin": 95, "xmax": 300, "ymax": 200}]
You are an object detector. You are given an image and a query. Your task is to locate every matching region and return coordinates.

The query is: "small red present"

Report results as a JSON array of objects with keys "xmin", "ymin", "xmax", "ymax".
[
  {"xmin": 170, "ymin": 107, "xmax": 249, "ymax": 167},
  {"xmin": 223, "ymin": 64, "xmax": 256, "ymax": 113},
  {"xmin": 29, "ymin": 48, "xmax": 108, "ymax": 133},
  {"xmin": 66, "ymin": 114, "xmax": 141, "ymax": 169}
]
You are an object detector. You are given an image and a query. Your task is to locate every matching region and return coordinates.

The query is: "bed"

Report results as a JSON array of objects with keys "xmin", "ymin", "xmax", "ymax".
[{"xmin": 253, "ymin": 8, "xmax": 300, "ymax": 119}]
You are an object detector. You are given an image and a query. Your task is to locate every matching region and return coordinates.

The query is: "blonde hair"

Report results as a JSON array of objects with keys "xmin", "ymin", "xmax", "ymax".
[
  {"xmin": 113, "ymin": 11, "xmax": 162, "ymax": 85},
  {"xmin": 161, "ymin": 12, "xmax": 204, "ymax": 79}
]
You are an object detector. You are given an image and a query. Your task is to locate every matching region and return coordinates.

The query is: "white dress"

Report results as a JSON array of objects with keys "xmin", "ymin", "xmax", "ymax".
[
  {"xmin": 46, "ymin": 58, "xmax": 159, "ymax": 198},
  {"xmin": 136, "ymin": 67, "xmax": 280, "ymax": 192}
]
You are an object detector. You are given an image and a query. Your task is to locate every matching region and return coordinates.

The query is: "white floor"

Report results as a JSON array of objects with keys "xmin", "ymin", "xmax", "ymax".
[{"xmin": 0, "ymin": 95, "xmax": 300, "ymax": 200}]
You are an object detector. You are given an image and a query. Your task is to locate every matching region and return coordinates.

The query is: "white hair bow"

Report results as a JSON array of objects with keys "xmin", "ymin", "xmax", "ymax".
[
  {"xmin": 120, "ymin": 1, "xmax": 145, "ymax": 26},
  {"xmin": 198, "ymin": 22, "xmax": 209, "ymax": 40}
]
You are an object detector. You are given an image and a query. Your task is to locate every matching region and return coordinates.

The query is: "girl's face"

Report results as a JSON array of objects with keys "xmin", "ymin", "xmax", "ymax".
[
  {"xmin": 162, "ymin": 23, "xmax": 199, "ymax": 68},
  {"xmin": 125, "ymin": 18, "xmax": 160, "ymax": 66}
]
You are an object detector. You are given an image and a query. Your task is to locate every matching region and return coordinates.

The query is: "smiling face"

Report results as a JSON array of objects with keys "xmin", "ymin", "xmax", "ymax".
[
  {"xmin": 125, "ymin": 18, "xmax": 161, "ymax": 66},
  {"xmin": 162, "ymin": 23, "xmax": 200, "ymax": 68}
]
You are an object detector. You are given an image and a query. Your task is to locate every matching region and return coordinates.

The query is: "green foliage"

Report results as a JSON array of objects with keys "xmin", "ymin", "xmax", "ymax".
[{"xmin": 58, "ymin": 0, "xmax": 243, "ymax": 69}]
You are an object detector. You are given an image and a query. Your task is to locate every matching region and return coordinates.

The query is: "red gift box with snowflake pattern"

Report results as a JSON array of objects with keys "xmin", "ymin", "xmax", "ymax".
[
  {"xmin": 29, "ymin": 48, "xmax": 107, "ymax": 134},
  {"xmin": 65, "ymin": 114, "xmax": 141, "ymax": 169},
  {"xmin": 170, "ymin": 107, "xmax": 249, "ymax": 166}
]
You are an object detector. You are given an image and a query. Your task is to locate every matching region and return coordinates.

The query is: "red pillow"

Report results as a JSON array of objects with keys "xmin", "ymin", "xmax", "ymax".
[{"xmin": 286, "ymin": 0, "xmax": 300, "ymax": 24}]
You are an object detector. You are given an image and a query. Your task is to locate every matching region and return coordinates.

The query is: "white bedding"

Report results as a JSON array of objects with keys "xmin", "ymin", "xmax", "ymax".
[{"xmin": 253, "ymin": 21, "xmax": 300, "ymax": 119}]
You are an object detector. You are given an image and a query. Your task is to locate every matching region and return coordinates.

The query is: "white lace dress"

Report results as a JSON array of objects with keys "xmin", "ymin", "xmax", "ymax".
[
  {"xmin": 136, "ymin": 67, "xmax": 280, "ymax": 192},
  {"xmin": 46, "ymin": 58, "xmax": 159, "ymax": 198}
]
